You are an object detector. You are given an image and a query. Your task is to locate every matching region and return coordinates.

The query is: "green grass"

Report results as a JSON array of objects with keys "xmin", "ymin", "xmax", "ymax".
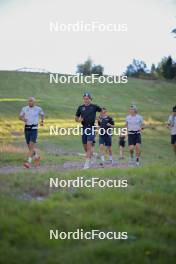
[
  {"xmin": 0, "ymin": 71, "xmax": 175, "ymax": 120},
  {"xmin": 0, "ymin": 71, "xmax": 176, "ymax": 263},
  {"xmin": 0, "ymin": 165, "xmax": 176, "ymax": 264}
]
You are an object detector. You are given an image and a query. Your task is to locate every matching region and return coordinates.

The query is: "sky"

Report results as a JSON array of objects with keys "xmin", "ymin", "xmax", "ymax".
[{"xmin": 0, "ymin": 0, "xmax": 175, "ymax": 74}]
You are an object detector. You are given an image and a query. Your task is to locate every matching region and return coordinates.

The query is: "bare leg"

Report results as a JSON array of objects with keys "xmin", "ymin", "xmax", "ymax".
[
  {"xmin": 83, "ymin": 141, "xmax": 92, "ymax": 169},
  {"xmin": 119, "ymin": 146, "xmax": 124, "ymax": 159},
  {"xmin": 107, "ymin": 146, "xmax": 113, "ymax": 164},
  {"xmin": 129, "ymin": 145, "xmax": 134, "ymax": 159},
  {"xmin": 91, "ymin": 143, "xmax": 95, "ymax": 158},
  {"xmin": 135, "ymin": 143, "xmax": 141, "ymax": 166},
  {"xmin": 28, "ymin": 142, "xmax": 36, "ymax": 158},
  {"xmin": 86, "ymin": 141, "xmax": 92, "ymax": 159},
  {"xmin": 99, "ymin": 144, "xmax": 105, "ymax": 164},
  {"xmin": 108, "ymin": 146, "xmax": 112, "ymax": 156},
  {"xmin": 135, "ymin": 143, "xmax": 140, "ymax": 159},
  {"xmin": 83, "ymin": 144, "xmax": 87, "ymax": 153},
  {"xmin": 99, "ymin": 144, "xmax": 105, "ymax": 157},
  {"xmin": 24, "ymin": 142, "xmax": 36, "ymax": 168}
]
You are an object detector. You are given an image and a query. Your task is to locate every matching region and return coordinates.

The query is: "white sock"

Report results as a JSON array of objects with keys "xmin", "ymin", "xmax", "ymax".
[
  {"xmin": 32, "ymin": 151, "xmax": 38, "ymax": 158},
  {"xmin": 109, "ymin": 155, "xmax": 113, "ymax": 161},
  {"xmin": 34, "ymin": 153, "xmax": 38, "ymax": 159},
  {"xmin": 28, "ymin": 157, "xmax": 32, "ymax": 163},
  {"xmin": 101, "ymin": 155, "xmax": 105, "ymax": 162}
]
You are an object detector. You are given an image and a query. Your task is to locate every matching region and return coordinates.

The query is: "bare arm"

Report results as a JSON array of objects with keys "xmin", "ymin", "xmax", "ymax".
[
  {"xmin": 107, "ymin": 123, "xmax": 115, "ymax": 128},
  {"xmin": 40, "ymin": 113, "xmax": 44, "ymax": 126},
  {"xmin": 141, "ymin": 121, "xmax": 145, "ymax": 131},
  {"xmin": 75, "ymin": 116, "xmax": 83, "ymax": 123},
  {"xmin": 19, "ymin": 113, "xmax": 27, "ymax": 123},
  {"xmin": 140, "ymin": 116, "xmax": 145, "ymax": 131},
  {"xmin": 167, "ymin": 123, "xmax": 172, "ymax": 129}
]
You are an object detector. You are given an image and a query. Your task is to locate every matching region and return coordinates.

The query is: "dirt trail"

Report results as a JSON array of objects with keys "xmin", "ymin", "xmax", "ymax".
[
  {"xmin": 0, "ymin": 143, "xmax": 136, "ymax": 174},
  {"xmin": 0, "ymin": 160, "xmax": 135, "ymax": 174}
]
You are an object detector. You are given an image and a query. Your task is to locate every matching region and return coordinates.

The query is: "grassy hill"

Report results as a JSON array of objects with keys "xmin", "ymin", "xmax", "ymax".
[
  {"xmin": 0, "ymin": 71, "xmax": 176, "ymax": 264},
  {"xmin": 0, "ymin": 70, "xmax": 175, "ymax": 120},
  {"xmin": 0, "ymin": 70, "xmax": 175, "ymax": 165}
]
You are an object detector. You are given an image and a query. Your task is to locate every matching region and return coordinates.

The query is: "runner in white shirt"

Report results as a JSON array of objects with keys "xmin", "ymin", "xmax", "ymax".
[
  {"xmin": 19, "ymin": 97, "xmax": 44, "ymax": 168},
  {"xmin": 167, "ymin": 105, "xmax": 176, "ymax": 155},
  {"xmin": 125, "ymin": 105, "xmax": 144, "ymax": 166}
]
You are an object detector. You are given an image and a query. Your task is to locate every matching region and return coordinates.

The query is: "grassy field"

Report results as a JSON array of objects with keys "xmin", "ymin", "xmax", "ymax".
[{"xmin": 0, "ymin": 70, "xmax": 176, "ymax": 264}]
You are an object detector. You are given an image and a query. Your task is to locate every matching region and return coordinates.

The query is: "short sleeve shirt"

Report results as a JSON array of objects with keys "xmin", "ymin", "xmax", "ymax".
[
  {"xmin": 126, "ymin": 114, "xmax": 144, "ymax": 131},
  {"xmin": 168, "ymin": 115, "xmax": 176, "ymax": 135},
  {"xmin": 76, "ymin": 103, "xmax": 101, "ymax": 126},
  {"xmin": 98, "ymin": 116, "xmax": 114, "ymax": 131},
  {"xmin": 20, "ymin": 106, "xmax": 44, "ymax": 125}
]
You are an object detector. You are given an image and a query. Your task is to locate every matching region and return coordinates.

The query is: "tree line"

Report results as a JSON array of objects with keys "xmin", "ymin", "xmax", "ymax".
[
  {"xmin": 124, "ymin": 56, "xmax": 176, "ymax": 80},
  {"xmin": 77, "ymin": 26, "xmax": 176, "ymax": 81},
  {"xmin": 76, "ymin": 56, "xmax": 176, "ymax": 81}
]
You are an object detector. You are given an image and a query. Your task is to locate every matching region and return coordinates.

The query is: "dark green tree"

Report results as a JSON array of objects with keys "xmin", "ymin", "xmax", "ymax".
[
  {"xmin": 162, "ymin": 56, "xmax": 175, "ymax": 79},
  {"xmin": 151, "ymin": 64, "xmax": 156, "ymax": 73},
  {"xmin": 77, "ymin": 58, "xmax": 92, "ymax": 75},
  {"xmin": 91, "ymin": 64, "xmax": 104, "ymax": 76},
  {"xmin": 171, "ymin": 28, "xmax": 176, "ymax": 38},
  {"xmin": 76, "ymin": 58, "xmax": 104, "ymax": 76},
  {"xmin": 125, "ymin": 59, "xmax": 147, "ymax": 77}
]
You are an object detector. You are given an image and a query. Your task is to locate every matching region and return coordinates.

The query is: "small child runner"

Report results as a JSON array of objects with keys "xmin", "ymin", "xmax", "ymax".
[{"xmin": 98, "ymin": 108, "xmax": 115, "ymax": 166}]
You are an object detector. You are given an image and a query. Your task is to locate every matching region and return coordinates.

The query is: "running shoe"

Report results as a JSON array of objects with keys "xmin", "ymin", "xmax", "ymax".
[
  {"xmin": 110, "ymin": 160, "xmax": 114, "ymax": 166},
  {"xmin": 136, "ymin": 158, "xmax": 140, "ymax": 167},
  {"xmin": 23, "ymin": 162, "xmax": 31, "ymax": 169},
  {"xmin": 83, "ymin": 160, "xmax": 90, "ymax": 169},
  {"xmin": 99, "ymin": 162, "xmax": 104, "ymax": 167},
  {"xmin": 136, "ymin": 161, "xmax": 140, "ymax": 167}
]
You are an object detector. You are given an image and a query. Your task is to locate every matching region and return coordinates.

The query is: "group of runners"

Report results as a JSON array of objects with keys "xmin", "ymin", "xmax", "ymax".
[
  {"xmin": 75, "ymin": 93, "xmax": 144, "ymax": 169},
  {"xmin": 19, "ymin": 94, "xmax": 176, "ymax": 169}
]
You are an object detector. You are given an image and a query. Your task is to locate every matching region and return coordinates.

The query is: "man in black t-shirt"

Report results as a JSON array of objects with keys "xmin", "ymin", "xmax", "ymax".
[
  {"xmin": 75, "ymin": 93, "xmax": 101, "ymax": 169},
  {"xmin": 98, "ymin": 108, "xmax": 115, "ymax": 166}
]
